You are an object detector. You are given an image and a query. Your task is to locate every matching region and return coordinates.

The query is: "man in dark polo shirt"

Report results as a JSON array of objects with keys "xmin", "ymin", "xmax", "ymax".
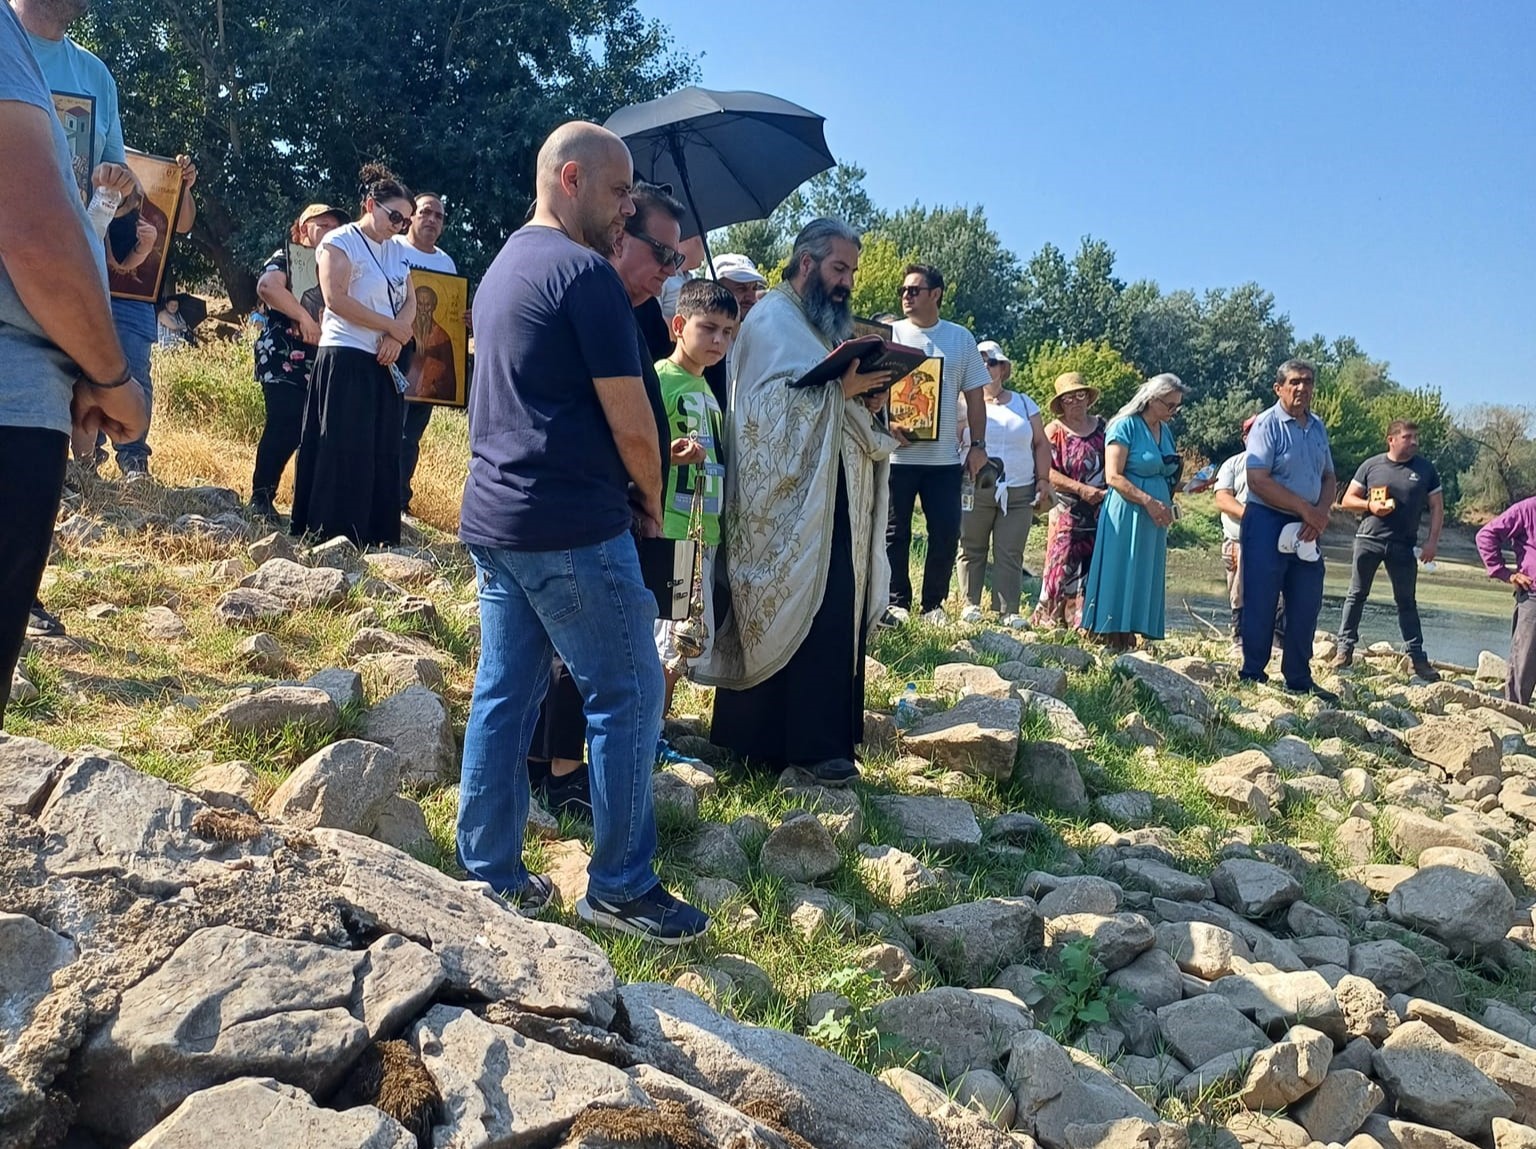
[
  {"xmin": 1333, "ymin": 419, "xmax": 1444, "ymax": 680},
  {"xmin": 456, "ymin": 120, "xmax": 707, "ymax": 945}
]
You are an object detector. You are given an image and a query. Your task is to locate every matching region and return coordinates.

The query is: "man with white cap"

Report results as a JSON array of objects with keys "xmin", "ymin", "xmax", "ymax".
[{"xmin": 705, "ymin": 252, "xmax": 766, "ymax": 410}]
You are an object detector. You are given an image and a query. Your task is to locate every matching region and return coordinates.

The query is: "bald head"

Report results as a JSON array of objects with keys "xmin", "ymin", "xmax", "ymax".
[
  {"xmin": 531, "ymin": 121, "xmax": 636, "ymax": 256},
  {"xmin": 536, "ymin": 122, "xmax": 630, "ymax": 197}
]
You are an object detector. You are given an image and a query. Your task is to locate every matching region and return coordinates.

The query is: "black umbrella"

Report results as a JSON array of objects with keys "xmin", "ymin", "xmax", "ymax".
[
  {"xmin": 604, "ymin": 86, "xmax": 835, "ymax": 270},
  {"xmin": 170, "ymin": 292, "xmax": 207, "ymax": 329}
]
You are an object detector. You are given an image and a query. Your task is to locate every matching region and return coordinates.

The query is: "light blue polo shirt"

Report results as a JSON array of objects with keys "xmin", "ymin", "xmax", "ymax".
[{"xmin": 1245, "ymin": 399, "xmax": 1334, "ymax": 509}]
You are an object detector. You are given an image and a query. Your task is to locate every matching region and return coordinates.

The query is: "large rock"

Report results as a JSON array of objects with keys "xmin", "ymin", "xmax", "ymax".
[
  {"xmin": 1210, "ymin": 858, "xmax": 1303, "ymax": 918},
  {"xmin": 1212, "ymin": 970, "xmax": 1341, "ymax": 1035},
  {"xmin": 995, "ymin": 661, "xmax": 1070, "ymax": 699},
  {"xmin": 1155, "ymin": 920, "xmax": 1251, "ymax": 979},
  {"xmin": 129, "ymin": 1078, "xmax": 414, "ymax": 1148},
  {"xmin": 1113, "ymin": 654, "xmax": 1214, "ymax": 721},
  {"xmin": 934, "ymin": 661, "xmax": 1016, "ymax": 700},
  {"xmin": 1156, "ymin": 995, "xmax": 1271, "ymax": 1070},
  {"xmin": 0, "ymin": 913, "xmax": 76, "ymax": 1051},
  {"xmin": 1015, "ymin": 741, "xmax": 1090, "ymax": 815},
  {"xmin": 74, "ymin": 926, "xmax": 440, "ymax": 1141},
  {"xmin": 359, "ymin": 685, "xmax": 457, "ymax": 788},
  {"xmin": 1292, "ymin": 1070, "xmax": 1385, "ymax": 1144},
  {"xmin": 1238, "ymin": 1024, "xmax": 1332, "ymax": 1110},
  {"xmin": 204, "ymin": 686, "xmax": 339, "ymax": 738},
  {"xmin": 868, "ymin": 986, "xmax": 1035, "ymax": 1081},
  {"xmin": 1036, "ymin": 875, "xmax": 1121, "ymax": 918},
  {"xmin": 240, "ymin": 557, "xmax": 350, "ymax": 608},
  {"xmin": 1384, "ymin": 805, "xmax": 1505, "ymax": 863},
  {"xmin": 1372, "ymin": 1020, "xmax": 1515, "ymax": 1140},
  {"xmin": 621, "ymin": 982, "xmax": 940, "ymax": 1149},
  {"xmin": 871, "ymin": 794, "xmax": 982, "ymax": 853},
  {"xmin": 1106, "ymin": 948, "xmax": 1183, "ymax": 1011},
  {"xmin": 758, "ymin": 810, "xmax": 841, "ymax": 882},
  {"xmin": 0, "ymin": 733, "xmax": 67, "ymax": 815},
  {"xmin": 1349, "ymin": 940, "xmax": 1426, "ymax": 995},
  {"xmin": 412, "ymin": 1005, "xmax": 646, "ymax": 1146},
  {"xmin": 1386, "ymin": 846, "xmax": 1516, "ymax": 951},
  {"xmin": 1112, "ymin": 858, "xmax": 1212, "ymax": 902},
  {"xmin": 1198, "ymin": 751, "xmax": 1284, "ymax": 822},
  {"xmin": 904, "ymin": 898, "xmax": 1042, "ymax": 985},
  {"xmin": 1404, "ymin": 715, "xmax": 1503, "ymax": 783},
  {"xmin": 903, "ymin": 694, "xmax": 1023, "ymax": 780},
  {"xmin": 266, "ymin": 738, "xmax": 402, "ymax": 832},
  {"xmin": 313, "ymin": 828, "xmax": 617, "ymax": 1024},
  {"xmin": 1019, "ymin": 689, "xmax": 1093, "ymax": 748},
  {"xmin": 1046, "ymin": 913, "xmax": 1155, "ymax": 972},
  {"xmin": 213, "ymin": 587, "xmax": 287, "ymax": 626},
  {"xmin": 1005, "ymin": 1030, "xmax": 1157, "ymax": 1149},
  {"xmin": 1361, "ymin": 1114, "xmax": 1483, "ymax": 1149}
]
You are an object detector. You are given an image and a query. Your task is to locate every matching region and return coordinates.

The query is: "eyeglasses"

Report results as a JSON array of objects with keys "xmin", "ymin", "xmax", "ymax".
[
  {"xmin": 899, "ymin": 285, "xmax": 932, "ymax": 297},
  {"xmin": 631, "ymin": 230, "xmax": 686, "ymax": 271},
  {"xmin": 378, "ymin": 204, "xmax": 412, "ymax": 231}
]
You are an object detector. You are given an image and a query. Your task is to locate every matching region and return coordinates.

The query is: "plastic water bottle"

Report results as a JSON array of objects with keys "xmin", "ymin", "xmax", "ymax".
[
  {"xmin": 961, "ymin": 472, "xmax": 975, "ymax": 513},
  {"xmin": 86, "ymin": 185, "xmax": 122, "ymax": 241},
  {"xmin": 1184, "ymin": 463, "xmax": 1216, "ymax": 493},
  {"xmin": 1414, "ymin": 546, "xmax": 1437, "ymax": 574},
  {"xmin": 894, "ymin": 683, "xmax": 921, "ymax": 731}
]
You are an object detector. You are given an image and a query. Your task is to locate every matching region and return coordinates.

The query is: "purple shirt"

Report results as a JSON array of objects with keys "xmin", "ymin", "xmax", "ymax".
[{"xmin": 1477, "ymin": 497, "xmax": 1536, "ymax": 584}]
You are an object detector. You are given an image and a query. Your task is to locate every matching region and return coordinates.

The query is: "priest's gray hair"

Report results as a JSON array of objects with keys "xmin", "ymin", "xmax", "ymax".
[
  {"xmin": 788, "ymin": 218, "xmax": 861, "ymax": 281},
  {"xmin": 1114, "ymin": 373, "xmax": 1186, "ymax": 422}
]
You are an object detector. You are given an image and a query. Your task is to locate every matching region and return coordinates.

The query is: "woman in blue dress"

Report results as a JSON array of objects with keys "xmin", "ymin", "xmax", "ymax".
[{"xmin": 1081, "ymin": 374, "xmax": 1187, "ymax": 650}]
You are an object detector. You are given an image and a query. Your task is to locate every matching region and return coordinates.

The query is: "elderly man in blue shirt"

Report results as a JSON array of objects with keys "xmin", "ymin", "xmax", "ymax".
[{"xmin": 1240, "ymin": 358, "xmax": 1339, "ymax": 703}]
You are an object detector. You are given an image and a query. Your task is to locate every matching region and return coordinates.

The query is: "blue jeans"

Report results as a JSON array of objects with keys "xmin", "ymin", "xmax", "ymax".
[
  {"xmin": 1239, "ymin": 502, "xmax": 1324, "ymax": 689},
  {"xmin": 101, "ymin": 300, "xmax": 155, "ymax": 466},
  {"xmin": 458, "ymin": 533, "xmax": 663, "ymax": 902}
]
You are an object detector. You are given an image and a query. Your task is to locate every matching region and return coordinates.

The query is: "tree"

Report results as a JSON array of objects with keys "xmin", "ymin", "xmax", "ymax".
[
  {"xmin": 874, "ymin": 203, "xmax": 1021, "ymax": 343},
  {"xmin": 848, "ymin": 235, "xmax": 912, "ymax": 322},
  {"xmin": 713, "ymin": 162, "xmax": 883, "ymax": 272},
  {"xmin": 1016, "ymin": 237, "xmax": 1127, "ymax": 352},
  {"xmin": 1459, "ymin": 405, "xmax": 1536, "ymax": 513},
  {"xmin": 79, "ymin": 0, "xmax": 696, "ymax": 311},
  {"xmin": 1312, "ymin": 384, "xmax": 1381, "ymax": 485},
  {"xmin": 1017, "ymin": 341, "xmax": 1141, "ymax": 422}
]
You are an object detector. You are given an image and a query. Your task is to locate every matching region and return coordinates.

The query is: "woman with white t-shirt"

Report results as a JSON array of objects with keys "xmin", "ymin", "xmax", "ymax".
[
  {"xmin": 290, "ymin": 163, "xmax": 417, "ymax": 547},
  {"xmin": 956, "ymin": 342, "xmax": 1053, "ymax": 626}
]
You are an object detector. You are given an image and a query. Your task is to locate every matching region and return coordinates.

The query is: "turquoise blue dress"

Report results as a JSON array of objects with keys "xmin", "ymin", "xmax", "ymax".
[{"xmin": 1081, "ymin": 415, "xmax": 1178, "ymax": 639}]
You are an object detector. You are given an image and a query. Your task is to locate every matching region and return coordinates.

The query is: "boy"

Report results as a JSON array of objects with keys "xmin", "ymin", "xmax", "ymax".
[{"xmin": 655, "ymin": 280, "xmax": 738, "ymax": 739}]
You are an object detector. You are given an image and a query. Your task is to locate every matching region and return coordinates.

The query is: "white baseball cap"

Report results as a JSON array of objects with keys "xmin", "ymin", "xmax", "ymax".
[
  {"xmin": 977, "ymin": 340, "xmax": 1010, "ymax": 365},
  {"xmin": 713, "ymin": 253, "xmax": 767, "ymax": 285},
  {"xmin": 1278, "ymin": 522, "xmax": 1321, "ymax": 562}
]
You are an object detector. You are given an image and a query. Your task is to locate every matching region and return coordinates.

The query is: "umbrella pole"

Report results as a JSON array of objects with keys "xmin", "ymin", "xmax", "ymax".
[{"xmin": 669, "ymin": 136, "xmax": 716, "ymax": 278}]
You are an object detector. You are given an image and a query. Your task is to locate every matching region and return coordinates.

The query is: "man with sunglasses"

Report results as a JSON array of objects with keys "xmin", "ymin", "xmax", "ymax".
[
  {"xmin": 1240, "ymin": 358, "xmax": 1339, "ymax": 703},
  {"xmin": 392, "ymin": 191, "xmax": 458, "ymax": 515},
  {"xmin": 886, "ymin": 262, "xmax": 990, "ymax": 623}
]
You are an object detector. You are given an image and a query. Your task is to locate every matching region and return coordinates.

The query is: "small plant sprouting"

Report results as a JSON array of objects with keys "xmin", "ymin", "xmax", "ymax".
[{"xmin": 1033, "ymin": 939, "xmax": 1135, "ymax": 1041}]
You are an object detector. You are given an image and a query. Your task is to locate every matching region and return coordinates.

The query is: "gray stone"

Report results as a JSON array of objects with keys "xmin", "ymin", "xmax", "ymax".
[
  {"xmin": 355, "ymin": 652, "xmax": 445, "ymax": 695},
  {"xmin": 1291, "ymin": 1069, "xmax": 1385, "ymax": 1144},
  {"xmin": 787, "ymin": 884, "xmax": 857, "ymax": 939},
  {"xmin": 934, "ymin": 661, "xmax": 1018, "ymax": 700},
  {"xmin": 1155, "ymin": 920, "xmax": 1251, "ymax": 979},
  {"xmin": 996, "ymin": 661, "xmax": 1070, "ymax": 699},
  {"xmin": 236, "ymin": 633, "xmax": 285, "ymax": 673},
  {"xmin": 1481, "ymin": 651, "xmax": 1513, "ymax": 682},
  {"xmin": 1210, "ymin": 858, "xmax": 1303, "ymax": 918},
  {"xmin": 213, "ymin": 587, "xmax": 288, "ymax": 626},
  {"xmin": 1113, "ymin": 654, "xmax": 1214, "ymax": 721},
  {"xmin": 1294, "ymin": 934, "xmax": 1352, "ymax": 968},
  {"xmin": 1174, "ymin": 1049, "xmax": 1253, "ymax": 1100},
  {"xmin": 412, "ymin": 1005, "xmax": 646, "ymax": 1147},
  {"xmin": 1386, "ymin": 845, "xmax": 1516, "ymax": 951},
  {"xmin": 871, "ymin": 794, "xmax": 983, "ymax": 853},
  {"xmin": 1266, "ymin": 735, "xmax": 1324, "ymax": 774},
  {"xmin": 687, "ymin": 823, "xmax": 752, "ymax": 882},
  {"xmin": 1335, "ymin": 974, "xmax": 1400, "ymax": 1043},
  {"xmin": 904, "ymin": 693, "xmax": 1023, "ymax": 780},
  {"xmin": 186, "ymin": 759, "xmax": 260, "ymax": 809},
  {"xmin": 1046, "ymin": 912, "xmax": 1156, "ymax": 972},
  {"xmin": 1037, "ymin": 875, "xmax": 1121, "ymax": 918},
  {"xmin": 344, "ymin": 627, "xmax": 441, "ymax": 661},
  {"xmin": 0, "ymin": 733, "xmax": 67, "ymax": 815},
  {"xmin": 368, "ymin": 794, "xmax": 433, "ymax": 854},
  {"xmin": 1404, "ymin": 715, "xmax": 1503, "ymax": 783},
  {"xmin": 302, "ymin": 667, "xmax": 365, "ymax": 710},
  {"xmin": 1238, "ymin": 1024, "xmax": 1332, "ymax": 1110},
  {"xmin": 0, "ymin": 912, "xmax": 76, "ymax": 1052},
  {"xmin": 1476, "ymin": 1053, "xmax": 1536, "ymax": 1128},
  {"xmin": 1361, "ymin": 1115, "xmax": 1482, "ymax": 1149},
  {"xmin": 1384, "ymin": 805, "xmax": 1506, "ymax": 863},
  {"xmin": 1372, "ymin": 1020, "xmax": 1515, "ymax": 1140},
  {"xmin": 1019, "ymin": 689, "xmax": 1093, "ymax": 748},
  {"xmin": 904, "ymin": 898, "xmax": 1042, "ymax": 984},
  {"xmin": 1062, "ymin": 1118, "xmax": 1187, "ymax": 1149},
  {"xmin": 1349, "ymin": 940, "xmax": 1426, "ymax": 995},
  {"xmin": 1156, "ymin": 995, "xmax": 1271, "ymax": 1069},
  {"xmin": 1116, "ymin": 712, "xmax": 1164, "ymax": 748},
  {"xmin": 759, "ymin": 810, "xmax": 842, "ymax": 882},
  {"xmin": 1026, "ymin": 1038, "xmax": 1159, "ymax": 1149},
  {"xmin": 1495, "ymin": 1119, "xmax": 1536, "ymax": 1149},
  {"xmin": 623, "ymin": 982, "xmax": 939, "ymax": 1149},
  {"xmin": 1212, "ymin": 970, "xmax": 1342, "ymax": 1034},
  {"xmin": 1112, "ymin": 858, "xmax": 1212, "ymax": 902},
  {"xmin": 266, "ymin": 738, "xmax": 402, "ymax": 832},
  {"xmin": 1015, "ymin": 741, "xmax": 1090, "ymax": 815},
  {"xmin": 869, "ymin": 986, "xmax": 1035, "ymax": 1081},
  {"xmin": 248, "ymin": 531, "xmax": 298, "ymax": 564},
  {"xmin": 1198, "ymin": 751, "xmax": 1284, "ymax": 822},
  {"xmin": 359, "ymin": 685, "xmax": 457, "ymax": 788},
  {"xmin": 130, "ymin": 1078, "xmax": 414, "ymax": 1148},
  {"xmin": 1288, "ymin": 900, "xmax": 1350, "ymax": 939},
  {"xmin": 140, "ymin": 605, "xmax": 189, "ymax": 640},
  {"xmin": 858, "ymin": 843, "xmax": 943, "ymax": 904},
  {"xmin": 204, "ymin": 686, "xmax": 339, "ymax": 737},
  {"xmin": 1106, "ymin": 948, "xmax": 1183, "ymax": 1011},
  {"xmin": 952, "ymin": 1066, "xmax": 1018, "ymax": 1128},
  {"xmin": 241, "ymin": 557, "xmax": 349, "ymax": 608},
  {"xmin": 1098, "ymin": 790, "xmax": 1156, "ymax": 826},
  {"xmin": 364, "ymin": 552, "xmax": 436, "ymax": 586}
]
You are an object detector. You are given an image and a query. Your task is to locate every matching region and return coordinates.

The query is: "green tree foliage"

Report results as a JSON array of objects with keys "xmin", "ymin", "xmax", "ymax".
[
  {"xmin": 1017, "ymin": 340, "xmax": 1141, "ymax": 421},
  {"xmin": 848, "ymin": 235, "xmax": 912, "ymax": 322},
  {"xmin": 79, "ymin": 0, "xmax": 696, "ymax": 310},
  {"xmin": 1016, "ymin": 237, "xmax": 1127, "ymax": 350},
  {"xmin": 875, "ymin": 204, "xmax": 1021, "ymax": 343},
  {"xmin": 713, "ymin": 163, "xmax": 884, "ymax": 271},
  {"xmin": 1458, "ymin": 405, "xmax": 1536, "ymax": 513},
  {"xmin": 1312, "ymin": 384, "xmax": 1381, "ymax": 484}
]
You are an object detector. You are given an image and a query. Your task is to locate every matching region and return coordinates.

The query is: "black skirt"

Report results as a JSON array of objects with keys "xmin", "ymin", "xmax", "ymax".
[
  {"xmin": 291, "ymin": 345, "xmax": 403, "ymax": 547},
  {"xmin": 711, "ymin": 464, "xmax": 867, "ymax": 766}
]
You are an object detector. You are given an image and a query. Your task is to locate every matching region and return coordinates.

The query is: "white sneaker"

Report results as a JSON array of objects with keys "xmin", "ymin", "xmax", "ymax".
[
  {"xmin": 881, "ymin": 605, "xmax": 910, "ymax": 627},
  {"xmin": 1002, "ymin": 613, "xmax": 1029, "ymax": 630},
  {"xmin": 921, "ymin": 608, "xmax": 948, "ymax": 625},
  {"xmin": 960, "ymin": 604, "xmax": 983, "ymax": 624}
]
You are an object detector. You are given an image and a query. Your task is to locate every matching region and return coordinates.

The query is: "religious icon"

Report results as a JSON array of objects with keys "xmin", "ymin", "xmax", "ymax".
[
  {"xmin": 1368, "ymin": 485, "xmax": 1396, "ymax": 514},
  {"xmin": 404, "ymin": 270, "xmax": 469, "ymax": 408},
  {"xmin": 108, "ymin": 151, "xmax": 186, "ymax": 304},
  {"xmin": 284, "ymin": 243, "xmax": 323, "ymax": 322},
  {"xmin": 889, "ymin": 356, "xmax": 943, "ymax": 441}
]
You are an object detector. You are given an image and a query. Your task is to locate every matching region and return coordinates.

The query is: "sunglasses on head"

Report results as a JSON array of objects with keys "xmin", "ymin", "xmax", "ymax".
[{"xmin": 632, "ymin": 230, "xmax": 686, "ymax": 271}]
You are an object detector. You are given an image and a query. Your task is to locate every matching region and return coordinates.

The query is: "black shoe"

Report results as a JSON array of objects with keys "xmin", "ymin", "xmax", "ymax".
[
  {"xmin": 577, "ymin": 884, "xmax": 709, "ymax": 945},
  {"xmin": 1285, "ymin": 682, "xmax": 1339, "ymax": 706},
  {"xmin": 515, "ymin": 873, "xmax": 555, "ymax": 914},
  {"xmin": 249, "ymin": 495, "xmax": 280, "ymax": 524},
  {"xmin": 541, "ymin": 765, "xmax": 593, "ymax": 820},
  {"xmin": 26, "ymin": 603, "xmax": 66, "ymax": 638},
  {"xmin": 799, "ymin": 757, "xmax": 860, "ymax": 786},
  {"xmin": 1410, "ymin": 660, "xmax": 1441, "ymax": 683}
]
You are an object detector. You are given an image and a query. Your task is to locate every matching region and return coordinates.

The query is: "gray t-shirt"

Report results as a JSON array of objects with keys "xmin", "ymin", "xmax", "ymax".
[{"xmin": 1, "ymin": 3, "xmax": 96, "ymax": 435}]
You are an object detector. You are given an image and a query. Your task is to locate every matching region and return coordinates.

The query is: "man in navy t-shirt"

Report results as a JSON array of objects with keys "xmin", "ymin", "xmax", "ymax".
[{"xmin": 456, "ymin": 120, "xmax": 707, "ymax": 945}]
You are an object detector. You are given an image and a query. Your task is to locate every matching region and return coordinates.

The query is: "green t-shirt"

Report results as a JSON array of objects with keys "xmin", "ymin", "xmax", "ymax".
[{"xmin": 657, "ymin": 358, "xmax": 723, "ymax": 546}]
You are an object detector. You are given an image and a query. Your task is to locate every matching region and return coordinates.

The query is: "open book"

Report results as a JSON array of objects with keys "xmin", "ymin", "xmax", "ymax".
[{"xmin": 788, "ymin": 335, "xmax": 930, "ymax": 393}]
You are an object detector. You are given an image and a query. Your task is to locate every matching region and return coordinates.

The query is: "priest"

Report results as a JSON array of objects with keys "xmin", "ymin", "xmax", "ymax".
[{"xmin": 698, "ymin": 219, "xmax": 898, "ymax": 784}]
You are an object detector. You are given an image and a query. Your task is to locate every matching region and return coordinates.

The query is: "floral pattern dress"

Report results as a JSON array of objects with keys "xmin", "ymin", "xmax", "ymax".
[{"xmin": 1033, "ymin": 416, "xmax": 1107, "ymax": 628}]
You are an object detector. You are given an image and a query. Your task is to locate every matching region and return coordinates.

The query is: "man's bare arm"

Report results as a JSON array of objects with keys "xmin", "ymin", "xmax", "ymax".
[
  {"xmin": 593, "ymin": 375, "xmax": 663, "ymax": 525},
  {"xmin": 1338, "ymin": 480, "xmax": 1371, "ymax": 513},
  {"xmin": 0, "ymin": 101, "xmax": 126, "ymax": 383}
]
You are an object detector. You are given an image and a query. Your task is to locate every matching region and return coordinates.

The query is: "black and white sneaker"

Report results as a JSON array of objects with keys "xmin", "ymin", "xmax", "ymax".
[
  {"xmin": 542, "ymin": 766, "xmax": 594, "ymax": 820},
  {"xmin": 799, "ymin": 757, "xmax": 860, "ymax": 786},
  {"xmin": 26, "ymin": 603, "xmax": 66, "ymax": 638},
  {"xmin": 576, "ymin": 885, "xmax": 709, "ymax": 945},
  {"xmin": 513, "ymin": 873, "xmax": 555, "ymax": 914}
]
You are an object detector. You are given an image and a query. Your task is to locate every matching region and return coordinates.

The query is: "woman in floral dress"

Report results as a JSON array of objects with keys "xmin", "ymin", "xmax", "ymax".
[{"xmin": 1033, "ymin": 373, "xmax": 1108, "ymax": 629}]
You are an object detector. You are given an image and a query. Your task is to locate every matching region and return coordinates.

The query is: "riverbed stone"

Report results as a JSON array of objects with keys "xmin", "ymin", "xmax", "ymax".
[
  {"xmin": 904, "ymin": 897, "xmax": 1042, "ymax": 984},
  {"xmin": 129, "ymin": 1078, "xmax": 415, "ymax": 1148},
  {"xmin": 265, "ymin": 738, "xmax": 402, "ymax": 833},
  {"xmin": 1372, "ymin": 1020, "xmax": 1515, "ymax": 1140},
  {"xmin": 1386, "ymin": 846, "xmax": 1516, "ymax": 951},
  {"xmin": 871, "ymin": 793, "xmax": 983, "ymax": 853},
  {"xmin": 1210, "ymin": 858, "xmax": 1303, "ymax": 918},
  {"xmin": 359, "ymin": 685, "xmax": 457, "ymax": 788},
  {"xmin": 903, "ymin": 693, "xmax": 1023, "ymax": 780}
]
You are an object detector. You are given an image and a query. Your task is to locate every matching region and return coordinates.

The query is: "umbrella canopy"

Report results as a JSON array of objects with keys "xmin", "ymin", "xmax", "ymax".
[{"xmin": 604, "ymin": 86, "xmax": 834, "ymax": 241}]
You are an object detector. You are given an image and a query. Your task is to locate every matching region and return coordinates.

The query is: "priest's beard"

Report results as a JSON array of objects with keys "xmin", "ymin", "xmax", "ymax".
[{"xmin": 801, "ymin": 266, "xmax": 854, "ymax": 344}]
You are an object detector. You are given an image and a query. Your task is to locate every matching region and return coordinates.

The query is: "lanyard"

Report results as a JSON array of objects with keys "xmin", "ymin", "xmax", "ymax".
[{"xmin": 357, "ymin": 229, "xmax": 401, "ymax": 316}]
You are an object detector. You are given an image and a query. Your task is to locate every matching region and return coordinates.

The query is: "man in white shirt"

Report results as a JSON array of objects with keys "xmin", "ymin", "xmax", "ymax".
[
  {"xmin": 886, "ymin": 262, "xmax": 988, "ymax": 622},
  {"xmin": 391, "ymin": 191, "xmax": 458, "ymax": 514},
  {"xmin": 1215, "ymin": 413, "xmax": 1284, "ymax": 654}
]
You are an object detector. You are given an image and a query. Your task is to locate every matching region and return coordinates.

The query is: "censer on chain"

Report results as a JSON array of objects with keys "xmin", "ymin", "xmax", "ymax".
[{"xmin": 667, "ymin": 434, "xmax": 709, "ymax": 669}]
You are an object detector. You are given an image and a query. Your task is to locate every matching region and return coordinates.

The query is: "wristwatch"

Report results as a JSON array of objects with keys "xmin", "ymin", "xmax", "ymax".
[{"xmin": 969, "ymin": 439, "xmax": 987, "ymax": 451}]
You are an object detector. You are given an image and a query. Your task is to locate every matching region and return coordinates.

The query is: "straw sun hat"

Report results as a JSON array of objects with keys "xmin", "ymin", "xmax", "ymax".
[{"xmin": 1049, "ymin": 372, "xmax": 1100, "ymax": 415}]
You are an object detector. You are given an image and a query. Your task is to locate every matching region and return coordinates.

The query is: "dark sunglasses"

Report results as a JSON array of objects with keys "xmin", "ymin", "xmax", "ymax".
[
  {"xmin": 378, "ymin": 203, "xmax": 412, "ymax": 230},
  {"xmin": 632, "ymin": 230, "xmax": 686, "ymax": 271},
  {"xmin": 899, "ymin": 284, "xmax": 933, "ymax": 297}
]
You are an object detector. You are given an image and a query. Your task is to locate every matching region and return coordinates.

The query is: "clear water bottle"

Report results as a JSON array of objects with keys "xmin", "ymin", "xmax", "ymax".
[
  {"xmin": 86, "ymin": 185, "xmax": 122, "ymax": 240},
  {"xmin": 961, "ymin": 472, "xmax": 975, "ymax": 513},
  {"xmin": 1414, "ymin": 546, "xmax": 1437, "ymax": 574},
  {"xmin": 894, "ymin": 683, "xmax": 921, "ymax": 731},
  {"xmin": 1184, "ymin": 463, "xmax": 1216, "ymax": 493}
]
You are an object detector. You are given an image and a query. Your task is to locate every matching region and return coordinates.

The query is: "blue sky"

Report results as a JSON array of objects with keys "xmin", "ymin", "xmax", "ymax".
[{"xmin": 635, "ymin": 0, "xmax": 1534, "ymax": 408}]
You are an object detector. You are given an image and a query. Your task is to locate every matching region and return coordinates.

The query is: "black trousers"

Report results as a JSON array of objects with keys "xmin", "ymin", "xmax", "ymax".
[
  {"xmin": 712, "ymin": 465, "xmax": 865, "ymax": 765},
  {"xmin": 886, "ymin": 463, "xmax": 962, "ymax": 612},
  {"xmin": 1509, "ymin": 591, "xmax": 1535, "ymax": 706},
  {"xmin": 291, "ymin": 347, "xmax": 402, "ymax": 547},
  {"xmin": 252, "ymin": 379, "xmax": 306, "ymax": 503},
  {"xmin": 400, "ymin": 401, "xmax": 432, "ymax": 512},
  {"xmin": 530, "ymin": 655, "xmax": 586, "ymax": 762},
  {"xmin": 1, "ymin": 426, "xmax": 68, "ymax": 725},
  {"xmin": 1337, "ymin": 536, "xmax": 1424, "ymax": 659}
]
